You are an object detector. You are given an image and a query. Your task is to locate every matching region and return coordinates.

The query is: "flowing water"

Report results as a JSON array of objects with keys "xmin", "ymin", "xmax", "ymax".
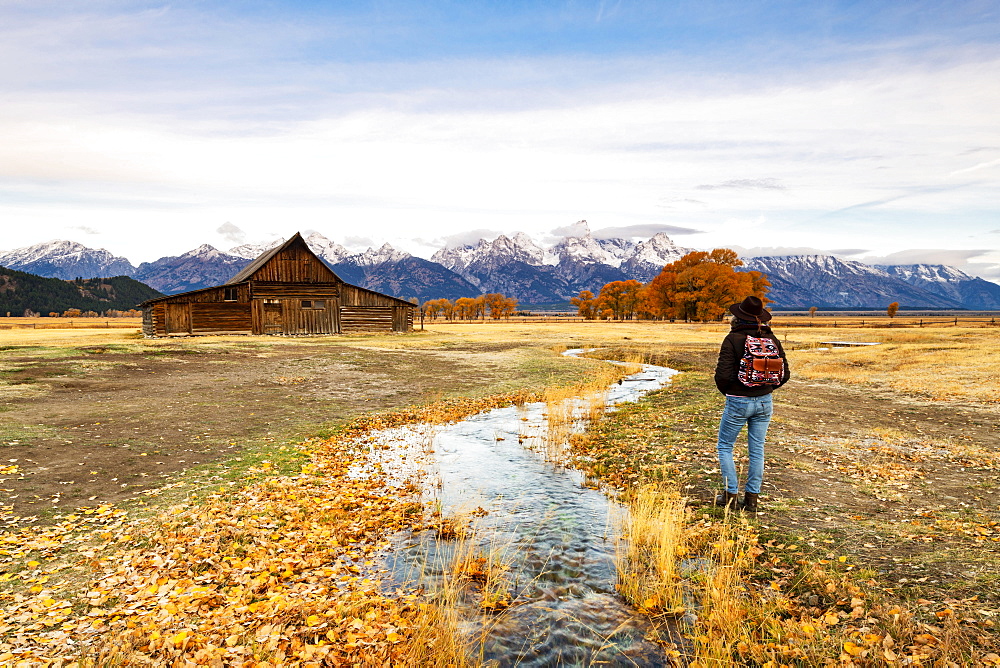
[{"xmin": 377, "ymin": 351, "xmax": 680, "ymax": 666}]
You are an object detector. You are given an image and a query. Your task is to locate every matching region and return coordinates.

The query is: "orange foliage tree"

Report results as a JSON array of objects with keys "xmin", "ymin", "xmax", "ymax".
[
  {"xmin": 645, "ymin": 249, "xmax": 770, "ymax": 321},
  {"xmin": 422, "ymin": 298, "xmax": 453, "ymax": 320},
  {"xmin": 483, "ymin": 293, "xmax": 518, "ymax": 320},
  {"xmin": 570, "ymin": 290, "xmax": 600, "ymax": 319},
  {"xmin": 598, "ymin": 280, "xmax": 645, "ymax": 320},
  {"xmin": 453, "ymin": 297, "xmax": 479, "ymax": 321}
]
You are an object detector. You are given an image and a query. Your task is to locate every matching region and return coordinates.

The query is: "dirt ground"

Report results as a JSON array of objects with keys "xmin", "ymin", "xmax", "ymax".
[
  {"xmin": 0, "ymin": 334, "xmax": 578, "ymax": 525},
  {"xmin": 630, "ymin": 346, "xmax": 1000, "ymax": 607},
  {"xmin": 766, "ymin": 379, "xmax": 1000, "ymax": 599}
]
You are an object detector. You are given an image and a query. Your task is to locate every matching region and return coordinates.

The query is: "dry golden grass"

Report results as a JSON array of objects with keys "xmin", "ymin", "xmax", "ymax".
[
  {"xmin": 785, "ymin": 326, "xmax": 1000, "ymax": 403},
  {"xmin": 615, "ymin": 485, "xmax": 690, "ymax": 614}
]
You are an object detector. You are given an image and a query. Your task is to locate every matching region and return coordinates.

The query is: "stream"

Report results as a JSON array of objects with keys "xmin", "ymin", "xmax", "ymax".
[{"xmin": 376, "ymin": 350, "xmax": 680, "ymax": 666}]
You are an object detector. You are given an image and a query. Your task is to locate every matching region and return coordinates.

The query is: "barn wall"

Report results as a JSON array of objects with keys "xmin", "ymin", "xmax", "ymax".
[
  {"xmin": 341, "ymin": 284, "xmax": 403, "ymax": 307},
  {"xmin": 251, "ymin": 282, "xmax": 340, "ymax": 299},
  {"xmin": 142, "ymin": 305, "xmax": 160, "ymax": 336},
  {"xmin": 341, "ymin": 306, "xmax": 394, "ymax": 333},
  {"xmin": 247, "ymin": 245, "xmax": 340, "ymax": 283},
  {"xmin": 190, "ymin": 303, "xmax": 253, "ymax": 334}
]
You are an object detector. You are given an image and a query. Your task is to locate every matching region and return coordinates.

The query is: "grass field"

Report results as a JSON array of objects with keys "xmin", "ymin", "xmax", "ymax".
[{"xmin": 0, "ymin": 321, "xmax": 997, "ymax": 664}]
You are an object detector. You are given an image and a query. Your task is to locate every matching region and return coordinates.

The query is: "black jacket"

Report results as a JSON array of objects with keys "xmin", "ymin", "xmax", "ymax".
[{"xmin": 714, "ymin": 324, "xmax": 791, "ymax": 396}]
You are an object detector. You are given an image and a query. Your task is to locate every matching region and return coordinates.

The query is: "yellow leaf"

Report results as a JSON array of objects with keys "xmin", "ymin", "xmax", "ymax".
[
  {"xmin": 824, "ymin": 613, "xmax": 839, "ymax": 625},
  {"xmin": 844, "ymin": 640, "xmax": 862, "ymax": 656},
  {"xmin": 170, "ymin": 630, "xmax": 188, "ymax": 647},
  {"xmin": 27, "ymin": 560, "xmax": 40, "ymax": 568},
  {"xmin": 306, "ymin": 615, "xmax": 320, "ymax": 626},
  {"xmin": 838, "ymin": 556, "xmax": 847, "ymax": 563},
  {"xmin": 386, "ymin": 632, "xmax": 402, "ymax": 643}
]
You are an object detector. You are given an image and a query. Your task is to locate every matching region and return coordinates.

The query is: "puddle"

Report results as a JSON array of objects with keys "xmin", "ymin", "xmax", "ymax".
[{"xmin": 374, "ymin": 350, "xmax": 680, "ymax": 665}]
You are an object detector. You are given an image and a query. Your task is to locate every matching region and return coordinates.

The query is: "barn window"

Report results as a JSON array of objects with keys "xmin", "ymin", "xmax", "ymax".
[
  {"xmin": 301, "ymin": 300, "xmax": 311, "ymax": 309},
  {"xmin": 223, "ymin": 287, "xmax": 238, "ymax": 302},
  {"xmin": 264, "ymin": 299, "xmax": 280, "ymax": 304},
  {"xmin": 313, "ymin": 300, "xmax": 325, "ymax": 309},
  {"xmin": 300, "ymin": 300, "xmax": 326, "ymax": 310}
]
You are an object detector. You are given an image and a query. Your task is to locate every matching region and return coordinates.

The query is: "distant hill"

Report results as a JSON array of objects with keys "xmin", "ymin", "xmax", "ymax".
[{"xmin": 0, "ymin": 266, "xmax": 162, "ymax": 315}]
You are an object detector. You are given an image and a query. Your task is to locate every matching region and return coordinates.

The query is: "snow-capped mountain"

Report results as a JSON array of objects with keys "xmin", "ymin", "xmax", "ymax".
[
  {"xmin": 432, "ymin": 232, "xmax": 552, "ymax": 281},
  {"xmin": 352, "ymin": 243, "xmax": 411, "ymax": 267},
  {"xmin": 879, "ymin": 264, "xmax": 1000, "ymax": 309},
  {"xmin": 429, "ymin": 223, "xmax": 696, "ymax": 302},
  {"xmin": 741, "ymin": 256, "xmax": 964, "ymax": 309},
  {"xmin": 0, "ymin": 240, "xmax": 137, "ymax": 280},
  {"xmin": 4, "ymin": 230, "xmax": 998, "ymax": 307},
  {"xmin": 621, "ymin": 233, "xmax": 692, "ymax": 281},
  {"xmin": 552, "ymin": 222, "xmax": 633, "ymax": 268},
  {"xmin": 134, "ymin": 245, "xmax": 250, "ymax": 294},
  {"xmin": 229, "ymin": 239, "xmax": 283, "ymax": 259}
]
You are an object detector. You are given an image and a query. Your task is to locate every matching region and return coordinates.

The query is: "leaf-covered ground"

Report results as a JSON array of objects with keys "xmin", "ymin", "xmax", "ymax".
[
  {"xmin": 570, "ymin": 346, "xmax": 1000, "ymax": 665},
  {"xmin": 0, "ymin": 392, "xmax": 541, "ymax": 666}
]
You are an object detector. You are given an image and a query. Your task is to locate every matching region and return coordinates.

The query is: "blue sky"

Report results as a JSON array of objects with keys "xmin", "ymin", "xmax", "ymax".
[{"xmin": 1, "ymin": 1, "xmax": 999, "ymax": 280}]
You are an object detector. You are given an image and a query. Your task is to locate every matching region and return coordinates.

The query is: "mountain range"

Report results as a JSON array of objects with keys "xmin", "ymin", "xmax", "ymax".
[{"xmin": 1, "ymin": 225, "xmax": 998, "ymax": 309}]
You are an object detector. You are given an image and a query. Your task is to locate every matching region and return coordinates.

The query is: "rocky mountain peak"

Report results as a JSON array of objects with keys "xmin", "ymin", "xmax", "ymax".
[
  {"xmin": 354, "ymin": 243, "xmax": 410, "ymax": 267},
  {"xmin": 0, "ymin": 239, "xmax": 137, "ymax": 280}
]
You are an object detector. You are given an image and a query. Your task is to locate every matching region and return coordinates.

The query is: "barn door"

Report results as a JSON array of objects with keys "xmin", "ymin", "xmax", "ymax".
[
  {"xmin": 263, "ymin": 302, "xmax": 283, "ymax": 334},
  {"xmin": 164, "ymin": 303, "xmax": 191, "ymax": 334}
]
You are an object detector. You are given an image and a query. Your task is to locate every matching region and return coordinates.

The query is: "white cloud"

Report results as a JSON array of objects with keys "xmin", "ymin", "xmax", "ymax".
[
  {"xmin": 592, "ymin": 223, "xmax": 703, "ymax": 238},
  {"xmin": 1, "ymin": 14, "xmax": 1000, "ymax": 263},
  {"xmin": 216, "ymin": 222, "xmax": 246, "ymax": 244}
]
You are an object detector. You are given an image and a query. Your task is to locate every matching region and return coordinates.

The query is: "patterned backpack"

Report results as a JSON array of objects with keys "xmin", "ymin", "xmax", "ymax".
[{"xmin": 737, "ymin": 335, "xmax": 785, "ymax": 387}]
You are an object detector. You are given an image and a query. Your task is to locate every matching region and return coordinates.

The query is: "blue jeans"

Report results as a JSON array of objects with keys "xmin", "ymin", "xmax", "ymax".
[{"xmin": 717, "ymin": 394, "xmax": 773, "ymax": 495}]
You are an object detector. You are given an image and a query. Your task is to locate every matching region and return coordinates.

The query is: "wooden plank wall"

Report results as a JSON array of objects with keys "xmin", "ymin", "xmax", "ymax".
[
  {"xmin": 141, "ymin": 309, "xmax": 155, "ymax": 336},
  {"xmin": 341, "ymin": 306, "xmax": 394, "ymax": 333},
  {"xmin": 190, "ymin": 303, "xmax": 252, "ymax": 334},
  {"xmin": 248, "ymin": 244, "xmax": 340, "ymax": 283},
  {"xmin": 153, "ymin": 285, "xmax": 249, "ymax": 304},
  {"xmin": 392, "ymin": 306, "xmax": 412, "ymax": 332},
  {"xmin": 252, "ymin": 282, "xmax": 340, "ymax": 299},
  {"xmin": 341, "ymin": 284, "xmax": 407, "ymax": 307}
]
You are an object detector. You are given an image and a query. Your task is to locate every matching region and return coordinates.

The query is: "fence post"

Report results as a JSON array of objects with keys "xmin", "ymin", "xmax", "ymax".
[{"xmin": 954, "ymin": 317, "xmax": 958, "ymax": 326}]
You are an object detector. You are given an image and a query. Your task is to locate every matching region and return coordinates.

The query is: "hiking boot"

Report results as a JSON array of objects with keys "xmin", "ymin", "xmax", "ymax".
[
  {"xmin": 714, "ymin": 491, "xmax": 740, "ymax": 509},
  {"xmin": 742, "ymin": 492, "xmax": 759, "ymax": 513}
]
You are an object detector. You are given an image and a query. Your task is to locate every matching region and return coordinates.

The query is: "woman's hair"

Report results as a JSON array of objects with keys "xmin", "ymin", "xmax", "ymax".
[{"xmin": 731, "ymin": 316, "xmax": 759, "ymax": 327}]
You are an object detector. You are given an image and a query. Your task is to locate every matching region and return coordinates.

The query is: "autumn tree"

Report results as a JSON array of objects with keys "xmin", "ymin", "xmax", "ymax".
[
  {"xmin": 454, "ymin": 297, "xmax": 478, "ymax": 321},
  {"xmin": 887, "ymin": 301, "xmax": 899, "ymax": 319},
  {"xmin": 571, "ymin": 290, "xmax": 600, "ymax": 320},
  {"xmin": 423, "ymin": 298, "xmax": 453, "ymax": 321},
  {"xmin": 809, "ymin": 306, "xmax": 818, "ymax": 318},
  {"xmin": 483, "ymin": 293, "xmax": 518, "ymax": 320},
  {"xmin": 598, "ymin": 280, "xmax": 644, "ymax": 320},
  {"xmin": 645, "ymin": 249, "xmax": 770, "ymax": 321}
]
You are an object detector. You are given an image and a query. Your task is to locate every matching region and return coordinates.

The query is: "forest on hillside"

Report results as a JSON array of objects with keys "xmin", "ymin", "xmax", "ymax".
[{"xmin": 0, "ymin": 266, "xmax": 163, "ymax": 315}]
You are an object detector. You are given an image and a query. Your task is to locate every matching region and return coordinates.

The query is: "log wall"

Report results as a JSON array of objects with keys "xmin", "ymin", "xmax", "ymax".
[
  {"xmin": 190, "ymin": 303, "xmax": 252, "ymax": 334},
  {"xmin": 341, "ymin": 306, "xmax": 394, "ymax": 333}
]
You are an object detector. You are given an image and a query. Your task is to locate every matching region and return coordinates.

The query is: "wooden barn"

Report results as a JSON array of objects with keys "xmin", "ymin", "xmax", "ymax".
[{"xmin": 140, "ymin": 233, "xmax": 414, "ymax": 337}]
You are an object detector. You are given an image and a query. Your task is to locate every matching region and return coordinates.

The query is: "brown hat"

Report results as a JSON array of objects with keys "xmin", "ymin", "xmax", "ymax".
[{"xmin": 730, "ymin": 296, "xmax": 772, "ymax": 322}]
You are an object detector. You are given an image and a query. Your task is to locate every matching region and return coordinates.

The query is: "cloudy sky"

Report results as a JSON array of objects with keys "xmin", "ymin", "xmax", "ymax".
[{"xmin": 2, "ymin": 1, "xmax": 999, "ymax": 280}]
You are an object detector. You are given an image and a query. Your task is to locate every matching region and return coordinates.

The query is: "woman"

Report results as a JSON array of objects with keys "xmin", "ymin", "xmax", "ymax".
[{"xmin": 713, "ymin": 296, "xmax": 790, "ymax": 512}]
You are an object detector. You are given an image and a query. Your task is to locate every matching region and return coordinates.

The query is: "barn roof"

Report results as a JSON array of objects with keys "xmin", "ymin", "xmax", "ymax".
[{"xmin": 226, "ymin": 232, "xmax": 343, "ymax": 285}]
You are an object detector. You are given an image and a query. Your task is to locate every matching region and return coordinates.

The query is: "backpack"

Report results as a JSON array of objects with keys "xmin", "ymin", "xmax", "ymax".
[{"xmin": 737, "ymin": 335, "xmax": 785, "ymax": 387}]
